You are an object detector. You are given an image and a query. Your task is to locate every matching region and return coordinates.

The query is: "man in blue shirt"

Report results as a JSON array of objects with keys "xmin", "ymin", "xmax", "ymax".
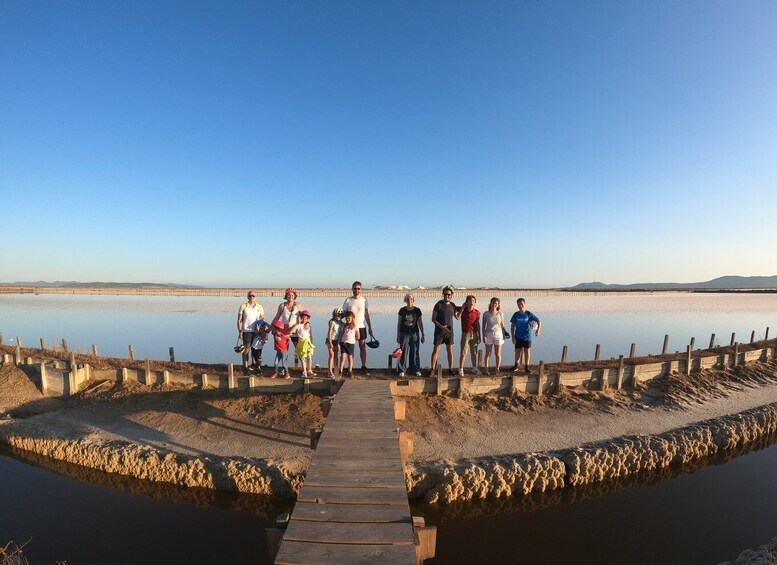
[{"xmin": 509, "ymin": 298, "xmax": 541, "ymax": 374}]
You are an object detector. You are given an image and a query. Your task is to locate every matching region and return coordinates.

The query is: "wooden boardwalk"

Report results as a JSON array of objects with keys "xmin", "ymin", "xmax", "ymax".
[{"xmin": 274, "ymin": 379, "xmax": 426, "ymax": 564}]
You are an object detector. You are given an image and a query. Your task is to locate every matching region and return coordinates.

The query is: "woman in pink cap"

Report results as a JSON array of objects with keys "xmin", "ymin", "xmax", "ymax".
[{"xmin": 273, "ymin": 287, "xmax": 303, "ymax": 367}]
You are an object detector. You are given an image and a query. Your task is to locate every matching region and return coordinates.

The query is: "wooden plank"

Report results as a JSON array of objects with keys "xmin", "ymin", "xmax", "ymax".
[
  {"xmin": 275, "ymin": 540, "xmax": 418, "ymax": 564},
  {"xmin": 298, "ymin": 486, "xmax": 408, "ymax": 505},
  {"xmin": 308, "ymin": 459, "xmax": 404, "ymax": 474},
  {"xmin": 314, "ymin": 445, "xmax": 401, "ymax": 460},
  {"xmin": 304, "ymin": 470, "xmax": 407, "ymax": 489},
  {"xmin": 290, "ymin": 501, "xmax": 411, "ymax": 523},
  {"xmin": 284, "ymin": 520, "xmax": 414, "ymax": 545},
  {"xmin": 315, "ymin": 436, "xmax": 400, "ymax": 449}
]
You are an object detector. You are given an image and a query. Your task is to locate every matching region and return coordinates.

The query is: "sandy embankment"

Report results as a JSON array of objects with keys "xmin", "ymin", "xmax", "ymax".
[{"xmin": 2, "ymin": 361, "xmax": 777, "ymax": 502}]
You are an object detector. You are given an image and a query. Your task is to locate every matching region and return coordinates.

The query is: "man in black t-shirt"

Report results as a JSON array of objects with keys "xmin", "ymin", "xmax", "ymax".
[
  {"xmin": 396, "ymin": 293, "xmax": 425, "ymax": 377},
  {"xmin": 430, "ymin": 285, "xmax": 458, "ymax": 376}
]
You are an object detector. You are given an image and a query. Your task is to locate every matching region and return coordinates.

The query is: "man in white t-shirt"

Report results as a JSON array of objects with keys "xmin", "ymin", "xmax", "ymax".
[
  {"xmin": 342, "ymin": 281, "xmax": 373, "ymax": 373},
  {"xmin": 237, "ymin": 291, "xmax": 265, "ymax": 375}
]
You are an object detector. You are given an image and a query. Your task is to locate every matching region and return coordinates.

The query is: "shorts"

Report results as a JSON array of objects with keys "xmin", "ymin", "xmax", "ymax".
[
  {"xmin": 356, "ymin": 327, "xmax": 367, "ymax": 341},
  {"xmin": 325, "ymin": 338, "xmax": 341, "ymax": 350},
  {"xmin": 460, "ymin": 332, "xmax": 479, "ymax": 353},
  {"xmin": 434, "ymin": 330, "xmax": 454, "ymax": 346},
  {"xmin": 514, "ymin": 338, "xmax": 532, "ymax": 349},
  {"xmin": 484, "ymin": 333, "xmax": 504, "ymax": 346},
  {"xmin": 242, "ymin": 332, "xmax": 257, "ymax": 348},
  {"xmin": 341, "ymin": 342, "xmax": 355, "ymax": 355}
]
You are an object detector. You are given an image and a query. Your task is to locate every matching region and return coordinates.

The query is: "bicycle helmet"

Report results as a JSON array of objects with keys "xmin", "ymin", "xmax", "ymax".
[
  {"xmin": 285, "ymin": 287, "xmax": 296, "ymax": 299},
  {"xmin": 332, "ymin": 307, "xmax": 344, "ymax": 318}
]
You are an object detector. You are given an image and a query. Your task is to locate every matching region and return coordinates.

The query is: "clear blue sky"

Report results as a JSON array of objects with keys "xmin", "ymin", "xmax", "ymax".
[{"xmin": 2, "ymin": 1, "xmax": 776, "ymax": 288}]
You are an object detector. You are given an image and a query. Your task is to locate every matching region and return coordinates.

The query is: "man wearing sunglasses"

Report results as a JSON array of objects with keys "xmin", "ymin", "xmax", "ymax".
[
  {"xmin": 342, "ymin": 281, "xmax": 373, "ymax": 373},
  {"xmin": 237, "ymin": 291, "xmax": 265, "ymax": 375}
]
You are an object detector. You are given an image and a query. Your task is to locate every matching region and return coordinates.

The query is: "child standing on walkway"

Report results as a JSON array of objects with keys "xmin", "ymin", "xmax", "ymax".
[
  {"xmin": 327, "ymin": 308, "xmax": 344, "ymax": 377},
  {"xmin": 293, "ymin": 310, "xmax": 316, "ymax": 377},
  {"xmin": 270, "ymin": 320, "xmax": 291, "ymax": 379},
  {"xmin": 338, "ymin": 311, "xmax": 357, "ymax": 378}
]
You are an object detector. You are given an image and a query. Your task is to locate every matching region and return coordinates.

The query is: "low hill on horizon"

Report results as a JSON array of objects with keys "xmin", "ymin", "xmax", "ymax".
[
  {"xmin": 570, "ymin": 275, "xmax": 777, "ymax": 290},
  {"xmin": 0, "ymin": 281, "xmax": 203, "ymax": 289}
]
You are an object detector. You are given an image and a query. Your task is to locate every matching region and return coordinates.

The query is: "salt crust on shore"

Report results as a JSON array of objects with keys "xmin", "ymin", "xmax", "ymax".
[{"xmin": 2, "ymin": 362, "xmax": 777, "ymax": 503}]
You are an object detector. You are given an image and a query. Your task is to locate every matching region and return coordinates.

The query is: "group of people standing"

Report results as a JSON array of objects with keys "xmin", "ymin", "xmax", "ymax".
[
  {"xmin": 236, "ymin": 282, "xmax": 374, "ymax": 378},
  {"xmin": 236, "ymin": 284, "xmax": 541, "ymax": 379},
  {"xmin": 396, "ymin": 285, "xmax": 541, "ymax": 377}
]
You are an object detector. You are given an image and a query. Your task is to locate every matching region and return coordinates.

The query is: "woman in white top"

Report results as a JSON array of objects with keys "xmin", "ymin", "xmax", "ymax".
[
  {"xmin": 481, "ymin": 297, "xmax": 506, "ymax": 374},
  {"xmin": 272, "ymin": 287, "xmax": 303, "ymax": 366}
]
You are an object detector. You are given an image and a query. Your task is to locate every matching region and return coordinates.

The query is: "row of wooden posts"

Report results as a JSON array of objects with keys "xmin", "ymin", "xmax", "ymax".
[
  {"xmin": 2, "ymin": 326, "xmax": 772, "ymax": 372},
  {"xmin": 384, "ymin": 328, "xmax": 772, "ymax": 369}
]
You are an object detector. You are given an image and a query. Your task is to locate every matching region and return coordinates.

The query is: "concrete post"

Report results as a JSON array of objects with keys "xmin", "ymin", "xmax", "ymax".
[
  {"xmin": 61, "ymin": 338, "xmax": 68, "ymax": 352},
  {"xmin": 92, "ymin": 344, "xmax": 99, "ymax": 356},
  {"xmin": 40, "ymin": 362, "xmax": 48, "ymax": 393},
  {"xmin": 629, "ymin": 343, "xmax": 636, "ymax": 358},
  {"xmin": 128, "ymin": 344, "xmax": 135, "ymax": 361},
  {"xmin": 734, "ymin": 343, "xmax": 740, "ymax": 367},
  {"xmin": 686, "ymin": 345, "xmax": 692, "ymax": 375},
  {"xmin": 616, "ymin": 355, "xmax": 624, "ymax": 389},
  {"xmin": 690, "ymin": 337, "xmax": 695, "ymax": 349},
  {"xmin": 750, "ymin": 330, "xmax": 756, "ymax": 344},
  {"xmin": 537, "ymin": 361, "xmax": 544, "ymax": 396},
  {"xmin": 144, "ymin": 359, "xmax": 152, "ymax": 385},
  {"xmin": 662, "ymin": 335, "xmax": 669, "ymax": 355},
  {"xmin": 766, "ymin": 327, "xmax": 770, "ymax": 341},
  {"xmin": 561, "ymin": 345, "xmax": 568, "ymax": 365},
  {"xmin": 730, "ymin": 333, "xmax": 736, "ymax": 346},
  {"xmin": 169, "ymin": 347, "xmax": 175, "ymax": 363},
  {"xmin": 709, "ymin": 333, "xmax": 716, "ymax": 349},
  {"xmin": 163, "ymin": 370, "xmax": 170, "ymax": 385},
  {"xmin": 202, "ymin": 373, "xmax": 209, "ymax": 388},
  {"xmin": 120, "ymin": 367, "xmax": 128, "ymax": 383},
  {"xmin": 594, "ymin": 344, "xmax": 601, "ymax": 361},
  {"xmin": 40, "ymin": 338, "xmax": 46, "ymax": 350},
  {"xmin": 16, "ymin": 336, "xmax": 22, "ymax": 349},
  {"xmin": 228, "ymin": 363, "xmax": 235, "ymax": 390}
]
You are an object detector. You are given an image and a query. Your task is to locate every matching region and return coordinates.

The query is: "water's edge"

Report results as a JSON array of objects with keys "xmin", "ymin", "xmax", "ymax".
[{"xmin": 2, "ymin": 402, "xmax": 777, "ymax": 504}]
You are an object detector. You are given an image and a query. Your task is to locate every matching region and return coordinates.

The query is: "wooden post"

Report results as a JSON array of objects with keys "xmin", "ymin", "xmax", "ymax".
[
  {"xmin": 766, "ymin": 327, "xmax": 770, "ymax": 341},
  {"xmin": 750, "ymin": 330, "xmax": 756, "ymax": 344},
  {"xmin": 128, "ymin": 344, "xmax": 135, "ymax": 361},
  {"xmin": 70, "ymin": 352, "xmax": 77, "ymax": 371},
  {"xmin": 629, "ymin": 343, "xmax": 636, "ymax": 358},
  {"xmin": 228, "ymin": 363, "xmax": 235, "ymax": 390},
  {"xmin": 477, "ymin": 349, "xmax": 483, "ymax": 370},
  {"xmin": 734, "ymin": 343, "xmax": 739, "ymax": 367},
  {"xmin": 92, "ymin": 344, "xmax": 98, "ymax": 356},
  {"xmin": 0, "ymin": 332, "xmax": 3, "ymax": 346},
  {"xmin": 249, "ymin": 376, "xmax": 255, "ymax": 389},
  {"xmin": 202, "ymin": 373, "xmax": 210, "ymax": 388},
  {"xmin": 689, "ymin": 337, "xmax": 695, "ymax": 349},
  {"xmin": 436, "ymin": 364, "xmax": 443, "ymax": 395},
  {"xmin": 169, "ymin": 347, "xmax": 175, "ymax": 363},
  {"xmin": 163, "ymin": 370, "xmax": 170, "ymax": 385},
  {"xmin": 399, "ymin": 431, "xmax": 414, "ymax": 465},
  {"xmin": 709, "ymin": 333, "xmax": 716, "ymax": 349},
  {"xmin": 662, "ymin": 335, "xmax": 669, "ymax": 355},
  {"xmin": 309, "ymin": 426, "xmax": 323, "ymax": 449},
  {"xmin": 594, "ymin": 344, "xmax": 601, "ymax": 361},
  {"xmin": 120, "ymin": 367, "xmax": 128, "ymax": 383},
  {"xmin": 322, "ymin": 396, "xmax": 333, "ymax": 417},
  {"xmin": 387, "ymin": 354, "xmax": 392, "ymax": 369},
  {"xmin": 413, "ymin": 516, "xmax": 437, "ymax": 563},
  {"xmin": 15, "ymin": 343, "xmax": 21, "ymax": 365},
  {"xmin": 601, "ymin": 367, "xmax": 609, "ymax": 391},
  {"xmin": 537, "ymin": 361, "xmax": 544, "ymax": 396},
  {"xmin": 510, "ymin": 374, "xmax": 519, "ymax": 396},
  {"xmin": 61, "ymin": 338, "xmax": 68, "ymax": 352},
  {"xmin": 555, "ymin": 372, "xmax": 562, "ymax": 395},
  {"xmin": 616, "ymin": 355, "xmax": 624, "ymax": 390},
  {"xmin": 561, "ymin": 345, "xmax": 568, "ymax": 365},
  {"xmin": 145, "ymin": 359, "xmax": 152, "ymax": 385},
  {"xmin": 40, "ymin": 338, "xmax": 46, "ymax": 350},
  {"xmin": 394, "ymin": 399, "xmax": 406, "ymax": 421},
  {"xmin": 40, "ymin": 361, "xmax": 48, "ymax": 393},
  {"xmin": 730, "ymin": 333, "xmax": 736, "ymax": 346},
  {"xmin": 686, "ymin": 345, "xmax": 692, "ymax": 375}
]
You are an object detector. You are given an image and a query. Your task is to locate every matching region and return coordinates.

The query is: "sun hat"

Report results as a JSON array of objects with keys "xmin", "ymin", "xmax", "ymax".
[{"xmin": 272, "ymin": 320, "xmax": 285, "ymax": 330}]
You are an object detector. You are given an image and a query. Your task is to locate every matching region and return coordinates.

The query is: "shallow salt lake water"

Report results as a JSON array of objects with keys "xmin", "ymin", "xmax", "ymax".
[{"xmin": 1, "ymin": 292, "xmax": 775, "ymax": 369}]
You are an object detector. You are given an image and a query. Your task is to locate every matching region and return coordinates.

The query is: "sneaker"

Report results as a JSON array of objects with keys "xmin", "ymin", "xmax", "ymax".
[
  {"xmin": 458, "ymin": 368, "xmax": 464, "ymax": 377},
  {"xmin": 473, "ymin": 367, "xmax": 482, "ymax": 376},
  {"xmin": 415, "ymin": 371, "xmax": 422, "ymax": 377},
  {"xmin": 270, "ymin": 373, "xmax": 278, "ymax": 379},
  {"xmin": 398, "ymin": 372, "xmax": 405, "ymax": 378},
  {"xmin": 360, "ymin": 367, "xmax": 368, "ymax": 374},
  {"xmin": 308, "ymin": 371, "xmax": 316, "ymax": 377},
  {"xmin": 328, "ymin": 371, "xmax": 335, "ymax": 378},
  {"xmin": 284, "ymin": 373, "xmax": 290, "ymax": 379},
  {"xmin": 254, "ymin": 366, "xmax": 262, "ymax": 376},
  {"xmin": 242, "ymin": 366, "xmax": 250, "ymax": 376},
  {"xmin": 484, "ymin": 368, "xmax": 490, "ymax": 375},
  {"xmin": 512, "ymin": 365, "xmax": 521, "ymax": 373}
]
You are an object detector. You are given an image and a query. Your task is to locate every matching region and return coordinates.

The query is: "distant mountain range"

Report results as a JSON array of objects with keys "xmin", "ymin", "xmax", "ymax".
[
  {"xmin": 570, "ymin": 275, "xmax": 777, "ymax": 290},
  {"xmin": 0, "ymin": 281, "xmax": 202, "ymax": 289}
]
